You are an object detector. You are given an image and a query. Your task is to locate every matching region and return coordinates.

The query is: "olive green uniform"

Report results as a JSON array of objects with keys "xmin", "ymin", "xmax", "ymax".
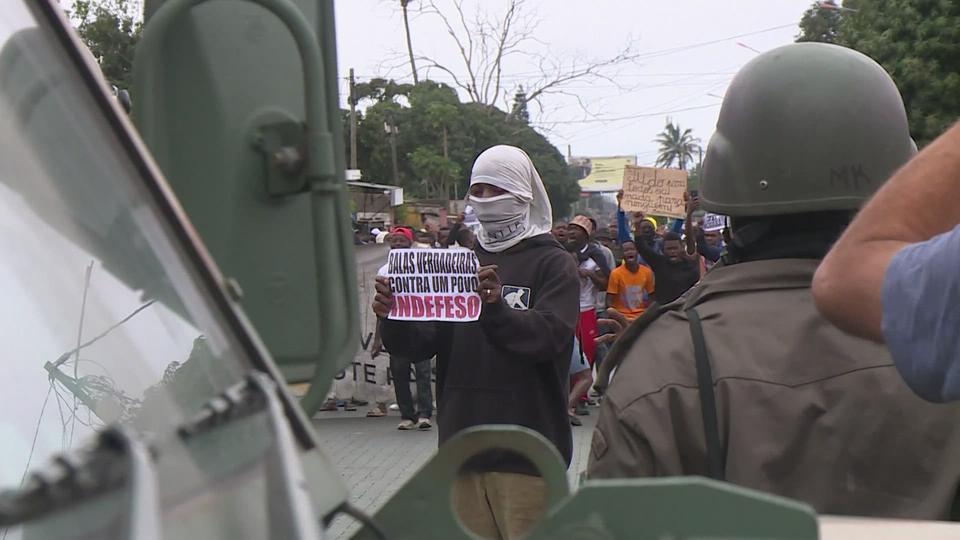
[
  {"xmin": 587, "ymin": 42, "xmax": 960, "ymax": 518},
  {"xmin": 588, "ymin": 258, "xmax": 960, "ymax": 518}
]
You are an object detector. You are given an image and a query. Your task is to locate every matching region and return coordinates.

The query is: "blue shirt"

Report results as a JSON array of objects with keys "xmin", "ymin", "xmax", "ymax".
[
  {"xmin": 882, "ymin": 223, "xmax": 960, "ymax": 402},
  {"xmin": 615, "ymin": 208, "xmax": 658, "ymax": 266}
]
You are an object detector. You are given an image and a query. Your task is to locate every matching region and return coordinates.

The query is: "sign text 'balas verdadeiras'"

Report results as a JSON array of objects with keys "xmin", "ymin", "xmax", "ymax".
[{"xmin": 386, "ymin": 249, "xmax": 482, "ymax": 322}]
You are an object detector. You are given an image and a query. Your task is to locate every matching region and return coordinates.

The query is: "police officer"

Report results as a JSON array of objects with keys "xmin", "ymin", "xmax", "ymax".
[{"xmin": 587, "ymin": 43, "xmax": 960, "ymax": 519}]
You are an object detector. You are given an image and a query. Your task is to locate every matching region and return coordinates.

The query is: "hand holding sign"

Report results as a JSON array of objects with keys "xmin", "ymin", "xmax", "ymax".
[
  {"xmin": 685, "ymin": 192, "xmax": 700, "ymax": 217},
  {"xmin": 476, "ymin": 265, "xmax": 502, "ymax": 304},
  {"xmin": 372, "ymin": 276, "xmax": 394, "ymax": 318}
]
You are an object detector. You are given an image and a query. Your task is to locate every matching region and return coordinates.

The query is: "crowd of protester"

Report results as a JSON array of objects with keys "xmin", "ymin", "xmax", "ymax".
[{"xmin": 359, "ymin": 42, "xmax": 960, "ymax": 539}]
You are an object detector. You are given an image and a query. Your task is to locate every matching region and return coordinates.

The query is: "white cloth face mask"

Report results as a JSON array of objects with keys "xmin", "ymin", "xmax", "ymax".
[{"xmin": 469, "ymin": 193, "xmax": 531, "ymax": 250}]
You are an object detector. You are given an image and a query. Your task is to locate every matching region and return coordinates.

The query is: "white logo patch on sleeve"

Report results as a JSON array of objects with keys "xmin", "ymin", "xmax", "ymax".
[{"xmin": 501, "ymin": 285, "xmax": 531, "ymax": 310}]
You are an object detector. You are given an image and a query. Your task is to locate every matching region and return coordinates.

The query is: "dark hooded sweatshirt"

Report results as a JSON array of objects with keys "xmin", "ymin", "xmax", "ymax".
[{"xmin": 379, "ymin": 233, "xmax": 579, "ymax": 475}]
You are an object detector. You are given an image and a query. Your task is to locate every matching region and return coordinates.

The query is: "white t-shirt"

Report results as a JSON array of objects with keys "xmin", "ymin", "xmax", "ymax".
[{"xmin": 578, "ymin": 256, "xmax": 599, "ymax": 312}]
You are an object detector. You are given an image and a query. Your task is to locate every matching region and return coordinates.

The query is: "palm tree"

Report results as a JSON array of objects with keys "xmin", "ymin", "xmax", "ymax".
[
  {"xmin": 401, "ymin": 0, "xmax": 419, "ymax": 84},
  {"xmin": 654, "ymin": 119, "xmax": 701, "ymax": 170}
]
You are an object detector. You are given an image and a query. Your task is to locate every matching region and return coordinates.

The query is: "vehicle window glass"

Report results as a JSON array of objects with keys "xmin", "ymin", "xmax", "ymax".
[{"xmin": 0, "ymin": 2, "xmax": 251, "ymax": 494}]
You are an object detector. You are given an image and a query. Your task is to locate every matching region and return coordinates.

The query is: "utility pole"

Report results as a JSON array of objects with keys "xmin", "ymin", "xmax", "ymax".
[
  {"xmin": 349, "ymin": 68, "xmax": 358, "ymax": 169},
  {"xmin": 385, "ymin": 113, "xmax": 399, "ymax": 186},
  {"xmin": 442, "ymin": 124, "xmax": 450, "ymax": 200},
  {"xmin": 401, "ymin": 0, "xmax": 419, "ymax": 84},
  {"xmin": 442, "ymin": 125, "xmax": 449, "ymax": 160}
]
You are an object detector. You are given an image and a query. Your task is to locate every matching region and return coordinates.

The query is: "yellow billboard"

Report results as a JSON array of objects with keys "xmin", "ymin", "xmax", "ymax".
[{"xmin": 575, "ymin": 156, "xmax": 637, "ymax": 193}]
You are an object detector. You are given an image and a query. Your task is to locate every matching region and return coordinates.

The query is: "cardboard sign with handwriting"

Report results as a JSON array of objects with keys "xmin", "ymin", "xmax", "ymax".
[{"xmin": 621, "ymin": 166, "xmax": 688, "ymax": 218}]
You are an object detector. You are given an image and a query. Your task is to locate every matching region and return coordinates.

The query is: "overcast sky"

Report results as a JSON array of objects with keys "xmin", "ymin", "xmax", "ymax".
[{"xmin": 334, "ymin": 0, "xmax": 815, "ymax": 166}]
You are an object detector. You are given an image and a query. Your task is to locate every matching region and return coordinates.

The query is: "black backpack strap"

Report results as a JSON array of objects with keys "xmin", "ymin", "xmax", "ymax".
[{"xmin": 686, "ymin": 307, "xmax": 725, "ymax": 481}]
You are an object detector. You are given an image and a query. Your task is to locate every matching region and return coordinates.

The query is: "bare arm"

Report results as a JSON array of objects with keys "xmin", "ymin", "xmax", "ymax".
[
  {"xmin": 813, "ymin": 121, "xmax": 960, "ymax": 341},
  {"xmin": 683, "ymin": 193, "xmax": 698, "ymax": 259}
]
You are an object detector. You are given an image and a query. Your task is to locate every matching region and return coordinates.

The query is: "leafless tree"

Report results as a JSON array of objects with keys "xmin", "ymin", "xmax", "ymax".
[{"xmin": 405, "ymin": 0, "xmax": 641, "ymax": 118}]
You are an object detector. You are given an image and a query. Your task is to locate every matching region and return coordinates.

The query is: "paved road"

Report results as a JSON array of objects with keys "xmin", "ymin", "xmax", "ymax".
[{"xmin": 313, "ymin": 410, "xmax": 598, "ymax": 539}]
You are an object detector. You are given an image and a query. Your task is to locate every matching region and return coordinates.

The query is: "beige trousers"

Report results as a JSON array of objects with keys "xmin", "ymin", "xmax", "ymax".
[{"xmin": 452, "ymin": 472, "xmax": 547, "ymax": 539}]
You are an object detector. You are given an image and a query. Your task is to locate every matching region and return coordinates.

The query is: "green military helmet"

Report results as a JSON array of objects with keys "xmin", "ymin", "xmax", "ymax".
[{"xmin": 701, "ymin": 42, "xmax": 916, "ymax": 217}]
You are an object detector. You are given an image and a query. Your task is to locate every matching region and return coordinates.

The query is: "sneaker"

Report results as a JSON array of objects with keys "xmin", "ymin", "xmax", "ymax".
[
  {"xmin": 417, "ymin": 418, "xmax": 432, "ymax": 430},
  {"xmin": 318, "ymin": 398, "xmax": 338, "ymax": 412},
  {"xmin": 397, "ymin": 420, "xmax": 416, "ymax": 430},
  {"xmin": 569, "ymin": 413, "xmax": 582, "ymax": 426},
  {"xmin": 366, "ymin": 403, "xmax": 388, "ymax": 417},
  {"xmin": 388, "ymin": 403, "xmax": 400, "ymax": 411},
  {"xmin": 575, "ymin": 402, "xmax": 590, "ymax": 416}
]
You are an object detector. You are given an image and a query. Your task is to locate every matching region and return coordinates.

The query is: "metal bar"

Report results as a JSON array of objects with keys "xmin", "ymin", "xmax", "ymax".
[
  {"xmin": 300, "ymin": 0, "xmax": 360, "ymax": 414},
  {"xmin": 111, "ymin": 428, "xmax": 163, "ymax": 540},
  {"xmin": 248, "ymin": 373, "xmax": 323, "ymax": 539}
]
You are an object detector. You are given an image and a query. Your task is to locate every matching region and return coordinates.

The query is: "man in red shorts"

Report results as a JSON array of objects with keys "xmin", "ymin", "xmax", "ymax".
[{"xmin": 566, "ymin": 215, "xmax": 609, "ymax": 415}]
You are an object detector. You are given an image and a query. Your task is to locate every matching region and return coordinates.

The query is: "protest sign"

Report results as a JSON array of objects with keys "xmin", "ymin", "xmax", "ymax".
[
  {"xmin": 621, "ymin": 166, "xmax": 688, "ymax": 218},
  {"xmin": 386, "ymin": 248, "xmax": 482, "ymax": 322},
  {"xmin": 702, "ymin": 212, "xmax": 728, "ymax": 232}
]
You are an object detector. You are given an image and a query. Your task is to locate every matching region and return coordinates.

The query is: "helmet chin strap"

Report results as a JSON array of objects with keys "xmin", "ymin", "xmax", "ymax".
[{"xmin": 725, "ymin": 212, "xmax": 851, "ymax": 264}]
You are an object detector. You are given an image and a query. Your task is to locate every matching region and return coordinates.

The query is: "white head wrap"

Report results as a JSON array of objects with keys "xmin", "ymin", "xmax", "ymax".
[{"xmin": 468, "ymin": 145, "xmax": 553, "ymax": 252}]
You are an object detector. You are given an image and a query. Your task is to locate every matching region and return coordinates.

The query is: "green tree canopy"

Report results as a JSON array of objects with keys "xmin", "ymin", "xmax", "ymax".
[
  {"xmin": 795, "ymin": 0, "xmax": 960, "ymax": 146},
  {"xmin": 347, "ymin": 79, "xmax": 579, "ymax": 218},
  {"xmin": 654, "ymin": 119, "xmax": 700, "ymax": 170},
  {"xmin": 69, "ymin": 0, "xmax": 141, "ymax": 90},
  {"xmin": 796, "ymin": 1, "xmax": 843, "ymax": 43},
  {"xmin": 839, "ymin": 0, "xmax": 960, "ymax": 146},
  {"xmin": 511, "ymin": 87, "xmax": 531, "ymax": 123}
]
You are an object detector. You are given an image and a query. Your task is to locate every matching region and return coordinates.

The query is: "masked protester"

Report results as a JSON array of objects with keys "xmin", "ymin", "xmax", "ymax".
[
  {"xmin": 373, "ymin": 145, "xmax": 578, "ymax": 538},
  {"xmin": 588, "ymin": 43, "xmax": 960, "ymax": 519}
]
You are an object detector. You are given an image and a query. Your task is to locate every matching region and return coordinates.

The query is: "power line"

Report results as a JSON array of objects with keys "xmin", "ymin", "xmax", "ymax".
[
  {"xmin": 350, "ymin": 71, "xmax": 739, "ymax": 83},
  {"xmin": 533, "ymin": 103, "xmax": 720, "ymax": 125},
  {"xmin": 53, "ymin": 300, "xmax": 157, "ymax": 370},
  {"xmin": 355, "ymin": 22, "xmax": 797, "ymax": 84},
  {"xmin": 555, "ymin": 65, "xmax": 739, "ymax": 142},
  {"xmin": 1, "ymin": 383, "xmax": 54, "ymax": 540},
  {"xmin": 17, "ymin": 385, "xmax": 53, "ymax": 489},
  {"xmin": 69, "ymin": 262, "xmax": 94, "ymax": 449}
]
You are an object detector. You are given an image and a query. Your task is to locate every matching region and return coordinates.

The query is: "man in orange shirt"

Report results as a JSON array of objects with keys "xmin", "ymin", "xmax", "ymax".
[{"xmin": 606, "ymin": 240, "xmax": 654, "ymax": 321}]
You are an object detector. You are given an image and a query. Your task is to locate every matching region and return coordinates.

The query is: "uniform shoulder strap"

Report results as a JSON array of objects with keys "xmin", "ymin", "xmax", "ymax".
[{"xmin": 686, "ymin": 307, "xmax": 725, "ymax": 481}]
